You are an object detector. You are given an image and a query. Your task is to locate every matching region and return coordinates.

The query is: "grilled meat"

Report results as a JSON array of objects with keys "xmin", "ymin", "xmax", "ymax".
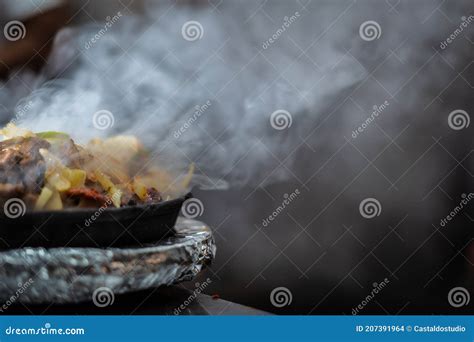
[
  {"xmin": 49, "ymin": 138, "xmax": 83, "ymax": 169},
  {"xmin": 0, "ymin": 137, "xmax": 50, "ymax": 198},
  {"xmin": 65, "ymin": 187, "xmax": 110, "ymax": 207},
  {"xmin": 0, "ymin": 125, "xmax": 185, "ymax": 212},
  {"xmin": 121, "ymin": 187, "xmax": 162, "ymax": 206}
]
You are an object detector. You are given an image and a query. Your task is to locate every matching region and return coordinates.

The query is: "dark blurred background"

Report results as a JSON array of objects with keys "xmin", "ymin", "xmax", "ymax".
[
  {"xmin": 0, "ymin": 0, "xmax": 473, "ymax": 315},
  {"xmin": 185, "ymin": 0, "xmax": 474, "ymax": 315}
]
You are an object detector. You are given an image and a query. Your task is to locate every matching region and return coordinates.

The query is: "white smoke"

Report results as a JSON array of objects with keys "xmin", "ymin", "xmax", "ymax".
[{"xmin": 0, "ymin": 0, "xmax": 365, "ymax": 187}]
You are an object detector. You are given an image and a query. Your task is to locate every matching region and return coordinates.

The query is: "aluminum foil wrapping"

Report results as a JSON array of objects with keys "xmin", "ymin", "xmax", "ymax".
[{"xmin": 0, "ymin": 218, "xmax": 215, "ymax": 304}]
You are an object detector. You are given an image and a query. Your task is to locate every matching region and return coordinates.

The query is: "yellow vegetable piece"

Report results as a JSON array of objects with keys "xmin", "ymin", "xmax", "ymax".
[
  {"xmin": 110, "ymin": 188, "xmax": 123, "ymax": 208},
  {"xmin": 44, "ymin": 189, "xmax": 63, "ymax": 210},
  {"xmin": 95, "ymin": 171, "xmax": 122, "ymax": 208},
  {"xmin": 132, "ymin": 178, "xmax": 148, "ymax": 201},
  {"xmin": 0, "ymin": 123, "xmax": 34, "ymax": 140},
  {"xmin": 95, "ymin": 171, "xmax": 114, "ymax": 192},
  {"xmin": 47, "ymin": 172, "xmax": 71, "ymax": 192},
  {"xmin": 66, "ymin": 169, "xmax": 86, "ymax": 188},
  {"xmin": 34, "ymin": 187, "xmax": 53, "ymax": 210},
  {"xmin": 40, "ymin": 148, "xmax": 87, "ymax": 191}
]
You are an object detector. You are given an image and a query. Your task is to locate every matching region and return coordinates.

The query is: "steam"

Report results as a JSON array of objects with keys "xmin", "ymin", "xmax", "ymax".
[
  {"xmin": 0, "ymin": 0, "xmax": 471, "ymax": 312},
  {"xmin": 1, "ymin": 0, "xmax": 365, "ymax": 187}
]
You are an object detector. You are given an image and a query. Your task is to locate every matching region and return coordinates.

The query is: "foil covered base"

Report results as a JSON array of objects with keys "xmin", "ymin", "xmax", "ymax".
[{"xmin": 0, "ymin": 218, "xmax": 215, "ymax": 304}]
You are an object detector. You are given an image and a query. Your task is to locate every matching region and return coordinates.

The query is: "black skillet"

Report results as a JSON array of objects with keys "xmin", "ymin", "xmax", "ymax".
[{"xmin": 0, "ymin": 193, "xmax": 191, "ymax": 250}]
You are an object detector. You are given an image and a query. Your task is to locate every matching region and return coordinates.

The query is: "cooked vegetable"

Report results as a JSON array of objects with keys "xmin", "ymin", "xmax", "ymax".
[
  {"xmin": 45, "ymin": 188, "xmax": 63, "ymax": 210},
  {"xmin": 36, "ymin": 131, "xmax": 70, "ymax": 140},
  {"xmin": 0, "ymin": 124, "xmax": 193, "ymax": 211},
  {"xmin": 34, "ymin": 187, "xmax": 53, "ymax": 210},
  {"xmin": 66, "ymin": 169, "xmax": 86, "ymax": 188}
]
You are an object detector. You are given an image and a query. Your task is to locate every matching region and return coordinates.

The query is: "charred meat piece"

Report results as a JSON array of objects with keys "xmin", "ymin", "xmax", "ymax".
[
  {"xmin": 145, "ymin": 187, "xmax": 162, "ymax": 203},
  {"xmin": 65, "ymin": 187, "xmax": 110, "ymax": 207},
  {"xmin": 0, "ymin": 183, "xmax": 24, "ymax": 198},
  {"xmin": 48, "ymin": 138, "xmax": 84, "ymax": 169},
  {"xmin": 122, "ymin": 187, "xmax": 162, "ymax": 206},
  {"xmin": 0, "ymin": 137, "xmax": 50, "ymax": 197}
]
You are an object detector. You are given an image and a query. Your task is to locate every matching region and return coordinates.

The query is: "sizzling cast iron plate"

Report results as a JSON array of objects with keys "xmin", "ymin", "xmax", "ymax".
[{"xmin": 0, "ymin": 193, "xmax": 191, "ymax": 249}]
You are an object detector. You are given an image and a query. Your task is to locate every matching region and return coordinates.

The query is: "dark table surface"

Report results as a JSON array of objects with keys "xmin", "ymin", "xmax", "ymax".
[{"xmin": 4, "ymin": 286, "xmax": 269, "ymax": 315}]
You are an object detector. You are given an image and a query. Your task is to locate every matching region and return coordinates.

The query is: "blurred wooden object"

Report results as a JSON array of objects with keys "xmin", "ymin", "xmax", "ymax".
[{"xmin": 0, "ymin": 4, "xmax": 70, "ymax": 78}]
